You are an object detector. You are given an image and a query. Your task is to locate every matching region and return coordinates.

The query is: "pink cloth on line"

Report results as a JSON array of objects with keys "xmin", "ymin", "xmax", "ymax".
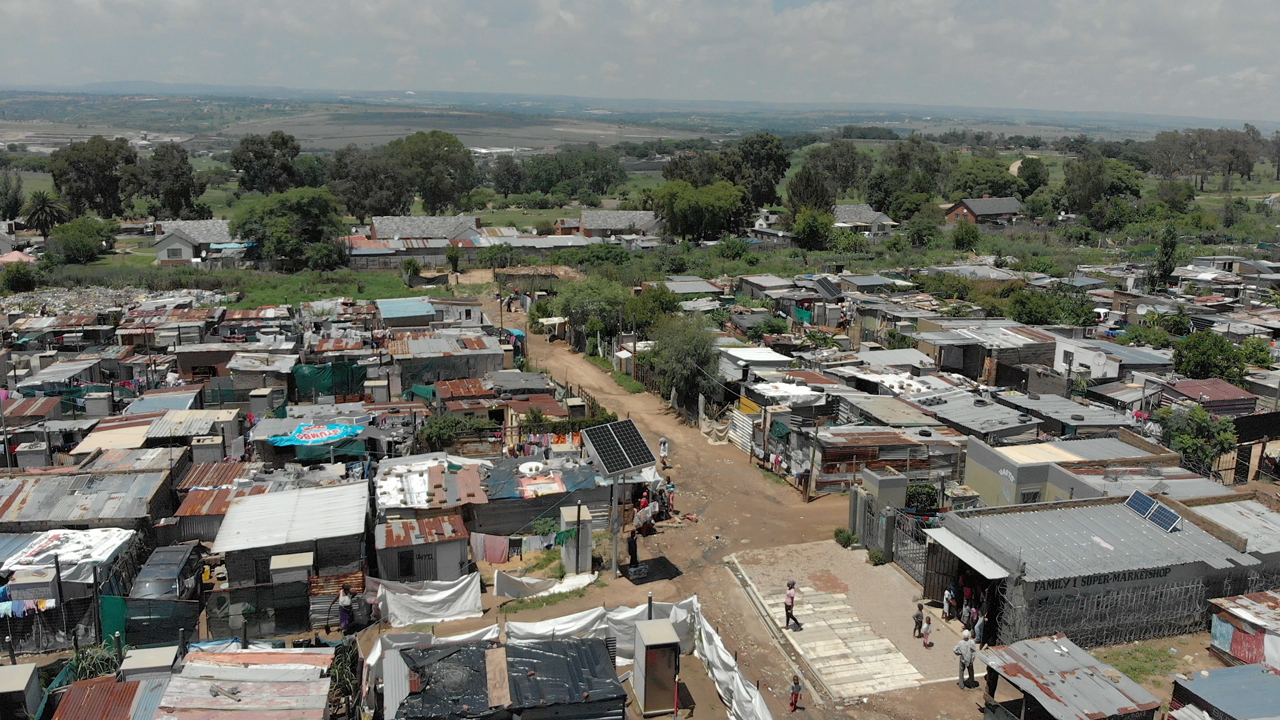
[{"xmin": 484, "ymin": 534, "xmax": 510, "ymax": 564}]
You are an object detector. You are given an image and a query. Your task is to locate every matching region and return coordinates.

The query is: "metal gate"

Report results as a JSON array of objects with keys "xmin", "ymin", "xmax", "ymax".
[
  {"xmin": 893, "ymin": 510, "xmax": 930, "ymax": 585},
  {"xmin": 862, "ymin": 495, "xmax": 885, "ymax": 553}
]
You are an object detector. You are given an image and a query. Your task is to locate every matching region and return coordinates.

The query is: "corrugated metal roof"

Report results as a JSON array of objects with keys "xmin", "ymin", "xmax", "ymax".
[
  {"xmin": 995, "ymin": 393, "xmax": 1136, "ymax": 429},
  {"xmin": 944, "ymin": 501, "xmax": 1258, "ymax": 582},
  {"xmin": 178, "ymin": 462, "xmax": 266, "ymax": 492},
  {"xmin": 214, "ymin": 483, "xmax": 368, "ymax": 553},
  {"xmin": 1167, "ymin": 379, "xmax": 1258, "ymax": 403},
  {"xmin": 376, "ymin": 515, "xmax": 468, "ymax": 549},
  {"xmin": 980, "ymin": 634, "xmax": 1160, "ymax": 720},
  {"xmin": 2, "ymin": 396, "xmax": 61, "ymax": 420},
  {"xmin": 1171, "ymin": 664, "xmax": 1280, "ymax": 720},
  {"xmin": 994, "ymin": 437, "xmax": 1153, "ymax": 465},
  {"xmin": 159, "ymin": 648, "xmax": 333, "ymax": 717},
  {"xmin": 174, "ymin": 485, "xmax": 270, "ymax": 517},
  {"xmin": 0, "ymin": 472, "xmax": 170, "ymax": 526},
  {"xmin": 223, "ymin": 307, "xmax": 291, "ymax": 321},
  {"xmin": 130, "ymin": 676, "xmax": 170, "ymax": 720},
  {"xmin": 82, "ymin": 448, "xmax": 185, "ymax": 474},
  {"xmin": 226, "ymin": 352, "xmax": 299, "ymax": 373},
  {"xmin": 76, "ymin": 345, "xmax": 137, "ymax": 362},
  {"xmin": 1210, "ymin": 590, "xmax": 1280, "ymax": 632},
  {"xmin": 385, "ymin": 333, "xmax": 502, "ymax": 360},
  {"xmin": 17, "ymin": 359, "xmax": 100, "ymax": 388},
  {"xmin": 145, "ymin": 409, "xmax": 239, "ymax": 439},
  {"xmin": 314, "ymin": 337, "xmax": 365, "ymax": 352},
  {"xmin": 52, "ymin": 677, "xmax": 139, "ymax": 720},
  {"xmin": 1191, "ymin": 500, "xmax": 1280, "ymax": 554},
  {"xmin": 0, "ymin": 533, "xmax": 36, "ymax": 564},
  {"xmin": 376, "ymin": 296, "xmax": 437, "ymax": 320}
]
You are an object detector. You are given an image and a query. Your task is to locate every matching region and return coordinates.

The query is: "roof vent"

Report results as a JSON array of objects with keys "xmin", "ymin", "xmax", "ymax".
[
  {"xmin": 1070, "ymin": 414, "xmax": 1086, "ymax": 421},
  {"xmin": 918, "ymin": 429, "xmax": 933, "ymax": 437},
  {"xmin": 1018, "ymin": 414, "xmax": 1033, "ymax": 423},
  {"xmin": 1027, "ymin": 392, "xmax": 1041, "ymax": 400},
  {"xmin": 974, "ymin": 398, "xmax": 989, "ymax": 407},
  {"xmin": 514, "ymin": 394, "xmax": 530, "ymax": 401}
]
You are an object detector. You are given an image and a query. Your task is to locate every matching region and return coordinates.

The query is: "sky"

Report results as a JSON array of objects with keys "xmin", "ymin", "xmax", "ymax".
[{"xmin": 3, "ymin": 0, "xmax": 1279, "ymax": 122}]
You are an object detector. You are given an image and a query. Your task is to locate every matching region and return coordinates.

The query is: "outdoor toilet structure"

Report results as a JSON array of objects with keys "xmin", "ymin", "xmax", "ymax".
[
  {"xmin": 560, "ymin": 504, "xmax": 594, "ymax": 575},
  {"xmin": 633, "ymin": 618, "xmax": 680, "ymax": 716}
]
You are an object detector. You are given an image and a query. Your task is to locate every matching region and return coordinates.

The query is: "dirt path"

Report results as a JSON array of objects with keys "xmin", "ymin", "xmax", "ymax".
[{"xmin": 459, "ymin": 299, "xmax": 851, "ymax": 717}]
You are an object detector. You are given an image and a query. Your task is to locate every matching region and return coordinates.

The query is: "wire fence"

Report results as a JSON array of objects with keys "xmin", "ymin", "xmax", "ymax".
[{"xmin": 1000, "ymin": 577, "xmax": 1208, "ymax": 647}]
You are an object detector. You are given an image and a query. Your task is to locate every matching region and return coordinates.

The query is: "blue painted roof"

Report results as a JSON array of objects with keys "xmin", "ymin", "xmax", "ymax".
[
  {"xmin": 376, "ymin": 297, "xmax": 437, "ymax": 319},
  {"xmin": 1175, "ymin": 664, "xmax": 1280, "ymax": 719}
]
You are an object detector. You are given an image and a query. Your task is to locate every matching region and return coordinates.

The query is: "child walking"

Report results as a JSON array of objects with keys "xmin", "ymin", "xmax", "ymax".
[
  {"xmin": 789, "ymin": 675, "xmax": 802, "ymax": 712},
  {"xmin": 921, "ymin": 616, "xmax": 933, "ymax": 648}
]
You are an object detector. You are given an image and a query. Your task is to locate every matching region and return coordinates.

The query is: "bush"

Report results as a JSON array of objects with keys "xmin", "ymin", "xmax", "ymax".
[
  {"xmin": 834, "ymin": 528, "xmax": 858, "ymax": 548},
  {"xmin": 530, "ymin": 517, "xmax": 559, "ymax": 536},
  {"xmin": 2, "ymin": 261, "xmax": 37, "ymax": 293},
  {"xmin": 868, "ymin": 550, "xmax": 888, "ymax": 566}
]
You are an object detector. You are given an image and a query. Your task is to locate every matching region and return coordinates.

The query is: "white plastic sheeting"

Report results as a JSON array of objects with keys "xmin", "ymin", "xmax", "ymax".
[
  {"xmin": 504, "ymin": 598, "xmax": 697, "ymax": 665},
  {"xmin": 369, "ymin": 573, "xmax": 483, "ymax": 627},
  {"xmin": 494, "ymin": 571, "xmax": 598, "ymax": 600},
  {"xmin": 691, "ymin": 596, "xmax": 773, "ymax": 720},
  {"xmin": 0, "ymin": 528, "xmax": 135, "ymax": 584}
]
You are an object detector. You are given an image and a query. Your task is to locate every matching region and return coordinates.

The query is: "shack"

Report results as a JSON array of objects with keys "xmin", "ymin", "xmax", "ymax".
[
  {"xmin": 1208, "ymin": 590, "xmax": 1280, "ymax": 670},
  {"xmin": 374, "ymin": 516, "xmax": 469, "ymax": 582},
  {"xmin": 1170, "ymin": 664, "xmax": 1280, "ymax": 720},
  {"xmin": 980, "ymin": 634, "xmax": 1160, "ymax": 720}
]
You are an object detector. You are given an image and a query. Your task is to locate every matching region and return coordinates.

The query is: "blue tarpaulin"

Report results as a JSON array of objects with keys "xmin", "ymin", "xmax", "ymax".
[{"xmin": 268, "ymin": 423, "xmax": 363, "ymax": 447}]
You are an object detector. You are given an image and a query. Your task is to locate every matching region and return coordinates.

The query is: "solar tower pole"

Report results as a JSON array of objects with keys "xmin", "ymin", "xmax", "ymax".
[{"xmin": 609, "ymin": 472, "xmax": 618, "ymax": 578}]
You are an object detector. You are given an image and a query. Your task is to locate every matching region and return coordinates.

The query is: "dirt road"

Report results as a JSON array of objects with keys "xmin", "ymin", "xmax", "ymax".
[{"xmin": 450, "ymin": 300, "xmax": 852, "ymax": 717}]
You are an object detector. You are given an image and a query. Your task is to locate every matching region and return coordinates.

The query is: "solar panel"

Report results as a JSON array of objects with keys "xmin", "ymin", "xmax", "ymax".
[
  {"xmin": 1148, "ymin": 504, "xmax": 1182, "ymax": 533},
  {"xmin": 582, "ymin": 420, "xmax": 656, "ymax": 476},
  {"xmin": 1124, "ymin": 491, "xmax": 1157, "ymax": 519}
]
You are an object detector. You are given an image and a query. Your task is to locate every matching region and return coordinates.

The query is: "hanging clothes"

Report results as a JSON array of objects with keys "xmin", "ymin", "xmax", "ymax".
[
  {"xmin": 484, "ymin": 534, "xmax": 510, "ymax": 564},
  {"xmin": 470, "ymin": 532, "xmax": 486, "ymax": 563}
]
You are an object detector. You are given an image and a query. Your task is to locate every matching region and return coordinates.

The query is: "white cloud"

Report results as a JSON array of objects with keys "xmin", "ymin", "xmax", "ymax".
[{"xmin": 0, "ymin": 0, "xmax": 1276, "ymax": 121}]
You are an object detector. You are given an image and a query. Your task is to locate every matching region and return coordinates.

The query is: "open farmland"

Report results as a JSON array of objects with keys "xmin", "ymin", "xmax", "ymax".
[{"xmin": 223, "ymin": 108, "xmax": 723, "ymax": 150}]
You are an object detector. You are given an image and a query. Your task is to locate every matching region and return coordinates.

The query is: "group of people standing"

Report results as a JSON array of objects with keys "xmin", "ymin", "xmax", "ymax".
[{"xmin": 941, "ymin": 576, "xmax": 990, "ymax": 647}]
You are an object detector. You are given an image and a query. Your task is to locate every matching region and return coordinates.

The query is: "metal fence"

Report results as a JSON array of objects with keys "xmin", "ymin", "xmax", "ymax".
[
  {"xmin": 1, "ymin": 597, "xmax": 98, "ymax": 655},
  {"xmin": 999, "ymin": 577, "xmax": 1208, "ymax": 647},
  {"xmin": 892, "ymin": 510, "xmax": 931, "ymax": 585},
  {"xmin": 100, "ymin": 595, "xmax": 201, "ymax": 648}
]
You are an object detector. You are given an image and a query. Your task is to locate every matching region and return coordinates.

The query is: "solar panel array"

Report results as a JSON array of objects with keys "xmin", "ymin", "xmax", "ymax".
[
  {"xmin": 1124, "ymin": 490, "xmax": 1182, "ymax": 532},
  {"xmin": 582, "ymin": 420, "xmax": 656, "ymax": 476}
]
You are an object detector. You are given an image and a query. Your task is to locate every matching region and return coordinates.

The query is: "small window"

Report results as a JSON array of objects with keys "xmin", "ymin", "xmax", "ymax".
[
  {"xmin": 397, "ymin": 550, "xmax": 415, "ymax": 578},
  {"xmin": 1062, "ymin": 350, "xmax": 1074, "ymax": 369},
  {"xmin": 1020, "ymin": 490, "xmax": 1042, "ymax": 504},
  {"xmin": 166, "ymin": 247, "xmax": 184, "ymax": 259},
  {"xmin": 465, "ymin": 308, "xmax": 472, "ymax": 320}
]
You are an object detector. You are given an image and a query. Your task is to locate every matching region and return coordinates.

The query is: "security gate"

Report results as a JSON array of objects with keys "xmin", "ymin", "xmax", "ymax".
[{"xmin": 893, "ymin": 510, "xmax": 930, "ymax": 585}]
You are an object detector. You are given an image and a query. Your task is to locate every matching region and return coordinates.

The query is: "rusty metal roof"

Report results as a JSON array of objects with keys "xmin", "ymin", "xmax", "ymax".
[
  {"xmin": 1167, "ymin": 378, "xmax": 1257, "ymax": 403},
  {"xmin": 314, "ymin": 337, "xmax": 365, "ymax": 352},
  {"xmin": 178, "ymin": 462, "xmax": 266, "ymax": 491},
  {"xmin": 376, "ymin": 515, "xmax": 468, "ymax": 549},
  {"xmin": 384, "ymin": 332, "xmax": 502, "ymax": 359},
  {"xmin": 311, "ymin": 567, "xmax": 365, "ymax": 598},
  {"xmin": 144, "ymin": 409, "xmax": 239, "ymax": 439},
  {"xmin": 223, "ymin": 307, "xmax": 292, "ymax": 321},
  {"xmin": 435, "ymin": 378, "xmax": 495, "ymax": 400},
  {"xmin": 979, "ymin": 634, "xmax": 1160, "ymax": 720},
  {"xmin": 51, "ymin": 676, "xmax": 139, "ymax": 720},
  {"xmin": 76, "ymin": 345, "xmax": 137, "ymax": 362},
  {"xmin": 2, "ymin": 397, "xmax": 61, "ymax": 420},
  {"xmin": 1210, "ymin": 590, "xmax": 1280, "ymax": 632},
  {"xmin": 174, "ymin": 485, "xmax": 270, "ymax": 517},
  {"xmin": 0, "ymin": 472, "xmax": 170, "ymax": 526},
  {"xmin": 82, "ymin": 447, "xmax": 186, "ymax": 475}
]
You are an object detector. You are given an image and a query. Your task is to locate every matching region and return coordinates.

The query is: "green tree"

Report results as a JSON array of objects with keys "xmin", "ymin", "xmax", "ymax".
[
  {"xmin": 1173, "ymin": 331, "xmax": 1246, "ymax": 382},
  {"xmin": 828, "ymin": 228, "xmax": 868, "ymax": 254},
  {"xmin": 888, "ymin": 191, "xmax": 933, "ymax": 222},
  {"xmin": 1007, "ymin": 285, "xmax": 1096, "ymax": 326},
  {"xmin": 747, "ymin": 317, "xmax": 789, "ymax": 342},
  {"xmin": 1239, "ymin": 336, "xmax": 1273, "ymax": 367},
  {"xmin": 623, "ymin": 284, "xmax": 681, "ymax": 334},
  {"xmin": 652, "ymin": 180, "xmax": 750, "ymax": 242},
  {"xmin": 1156, "ymin": 179, "xmax": 1196, "ymax": 214},
  {"xmin": 304, "ymin": 240, "xmax": 346, "ymax": 271},
  {"xmin": 1061, "ymin": 151, "xmax": 1143, "ymax": 228},
  {"xmin": 1, "ymin": 261, "xmax": 36, "ymax": 292},
  {"xmin": 49, "ymin": 135, "xmax": 139, "ymax": 217},
  {"xmin": 387, "ymin": 130, "xmax": 477, "ymax": 214},
  {"xmin": 445, "ymin": 245, "xmax": 462, "ymax": 273},
  {"xmin": 293, "ymin": 155, "xmax": 329, "ymax": 188},
  {"xmin": 230, "ymin": 131, "xmax": 302, "ymax": 195},
  {"xmin": 1017, "ymin": 156, "xmax": 1049, "ymax": 194},
  {"xmin": 49, "ymin": 216, "xmax": 117, "ymax": 264},
  {"xmin": 328, "ymin": 145, "xmax": 414, "ymax": 224},
  {"xmin": 139, "ymin": 142, "xmax": 202, "ymax": 220},
  {"xmin": 805, "ymin": 141, "xmax": 872, "ymax": 195},
  {"xmin": 716, "ymin": 237, "xmax": 751, "ymax": 260},
  {"xmin": 732, "ymin": 132, "xmax": 791, "ymax": 209},
  {"xmin": 492, "ymin": 155, "xmax": 525, "ymax": 197},
  {"xmin": 647, "ymin": 314, "xmax": 719, "ymax": 408},
  {"xmin": 902, "ymin": 215, "xmax": 940, "ymax": 248},
  {"xmin": 785, "ymin": 162, "xmax": 835, "ymax": 216},
  {"xmin": 948, "ymin": 157, "xmax": 1028, "ymax": 200},
  {"xmin": 21, "ymin": 190, "xmax": 70, "ymax": 240},
  {"xmin": 551, "ymin": 276, "xmax": 632, "ymax": 338},
  {"xmin": 1023, "ymin": 185, "xmax": 1055, "ymax": 219},
  {"xmin": 1153, "ymin": 404, "xmax": 1237, "ymax": 472},
  {"xmin": 0, "ymin": 170, "xmax": 23, "ymax": 221},
  {"xmin": 791, "ymin": 208, "xmax": 834, "ymax": 251},
  {"xmin": 1145, "ymin": 225, "xmax": 1180, "ymax": 293},
  {"xmin": 950, "ymin": 222, "xmax": 981, "ymax": 252},
  {"xmin": 401, "ymin": 258, "xmax": 421, "ymax": 279},
  {"xmin": 1115, "ymin": 324, "xmax": 1173, "ymax": 349},
  {"xmin": 229, "ymin": 187, "xmax": 343, "ymax": 261},
  {"xmin": 418, "ymin": 415, "xmax": 483, "ymax": 451},
  {"xmin": 478, "ymin": 242, "xmax": 516, "ymax": 268}
]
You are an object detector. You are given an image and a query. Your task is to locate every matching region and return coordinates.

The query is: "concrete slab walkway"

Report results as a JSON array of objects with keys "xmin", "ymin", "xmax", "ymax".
[{"xmin": 732, "ymin": 540, "xmax": 976, "ymax": 700}]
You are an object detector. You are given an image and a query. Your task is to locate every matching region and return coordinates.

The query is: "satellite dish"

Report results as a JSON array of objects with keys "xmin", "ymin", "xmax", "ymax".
[{"xmin": 1093, "ymin": 351, "xmax": 1107, "ymax": 366}]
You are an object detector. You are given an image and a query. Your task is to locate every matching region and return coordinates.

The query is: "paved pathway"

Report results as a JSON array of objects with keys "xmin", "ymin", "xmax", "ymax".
[{"xmin": 760, "ymin": 586, "xmax": 924, "ymax": 698}]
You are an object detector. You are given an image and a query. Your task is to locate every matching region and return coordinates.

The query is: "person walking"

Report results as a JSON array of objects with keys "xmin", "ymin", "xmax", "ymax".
[
  {"xmin": 328, "ymin": 584, "xmax": 355, "ymax": 634},
  {"xmin": 954, "ymin": 630, "xmax": 977, "ymax": 689},
  {"xmin": 921, "ymin": 616, "xmax": 933, "ymax": 648},
  {"xmin": 784, "ymin": 580, "xmax": 801, "ymax": 630},
  {"xmin": 974, "ymin": 613, "xmax": 987, "ymax": 649},
  {"xmin": 788, "ymin": 675, "xmax": 802, "ymax": 712},
  {"xmin": 665, "ymin": 477, "xmax": 676, "ymax": 512},
  {"xmin": 912, "ymin": 603, "xmax": 925, "ymax": 638},
  {"xmin": 659, "ymin": 437, "xmax": 670, "ymax": 468}
]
